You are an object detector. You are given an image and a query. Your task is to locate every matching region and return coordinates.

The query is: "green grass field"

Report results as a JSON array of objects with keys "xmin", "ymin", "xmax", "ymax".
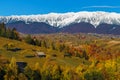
[{"xmin": 0, "ymin": 37, "xmax": 90, "ymax": 67}]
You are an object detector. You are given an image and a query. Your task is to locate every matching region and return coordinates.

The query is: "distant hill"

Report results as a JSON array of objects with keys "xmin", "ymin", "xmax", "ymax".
[{"xmin": 6, "ymin": 21, "xmax": 120, "ymax": 35}]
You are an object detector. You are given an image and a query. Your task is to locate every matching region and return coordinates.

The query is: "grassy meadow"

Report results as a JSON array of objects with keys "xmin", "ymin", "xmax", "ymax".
[{"xmin": 0, "ymin": 32, "xmax": 120, "ymax": 80}]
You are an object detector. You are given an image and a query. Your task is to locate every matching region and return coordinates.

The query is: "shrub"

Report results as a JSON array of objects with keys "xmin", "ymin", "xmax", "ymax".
[{"xmin": 84, "ymin": 70, "xmax": 105, "ymax": 80}]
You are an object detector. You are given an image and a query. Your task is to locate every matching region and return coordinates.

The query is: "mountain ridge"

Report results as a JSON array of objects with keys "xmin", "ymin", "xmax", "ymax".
[{"xmin": 1, "ymin": 11, "xmax": 120, "ymax": 28}]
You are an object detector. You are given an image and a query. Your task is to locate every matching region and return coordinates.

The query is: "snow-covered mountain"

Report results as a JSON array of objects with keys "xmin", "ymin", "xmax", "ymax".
[
  {"xmin": 0, "ymin": 11, "xmax": 120, "ymax": 34},
  {"xmin": 1, "ymin": 11, "xmax": 120, "ymax": 28}
]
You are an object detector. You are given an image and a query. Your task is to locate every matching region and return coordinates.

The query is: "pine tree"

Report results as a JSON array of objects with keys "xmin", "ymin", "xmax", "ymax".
[
  {"xmin": 10, "ymin": 28, "xmax": 19, "ymax": 40},
  {"xmin": 25, "ymin": 35, "xmax": 33, "ymax": 44},
  {"xmin": 0, "ymin": 23, "xmax": 6, "ymax": 37},
  {"xmin": 51, "ymin": 42, "xmax": 56, "ymax": 50},
  {"xmin": 6, "ymin": 28, "xmax": 12, "ymax": 38},
  {"xmin": 82, "ymin": 50, "xmax": 89, "ymax": 60},
  {"xmin": 24, "ymin": 66, "xmax": 33, "ymax": 80}
]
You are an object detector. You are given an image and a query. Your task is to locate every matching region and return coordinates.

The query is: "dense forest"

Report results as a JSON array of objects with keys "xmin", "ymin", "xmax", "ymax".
[{"xmin": 0, "ymin": 23, "xmax": 120, "ymax": 80}]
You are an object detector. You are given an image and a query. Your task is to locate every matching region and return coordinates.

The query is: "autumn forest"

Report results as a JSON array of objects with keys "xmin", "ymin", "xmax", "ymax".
[{"xmin": 0, "ymin": 23, "xmax": 120, "ymax": 80}]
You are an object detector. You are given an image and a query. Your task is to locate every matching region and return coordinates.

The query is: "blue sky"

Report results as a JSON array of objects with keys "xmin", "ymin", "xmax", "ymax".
[{"xmin": 0, "ymin": 0, "xmax": 120, "ymax": 16}]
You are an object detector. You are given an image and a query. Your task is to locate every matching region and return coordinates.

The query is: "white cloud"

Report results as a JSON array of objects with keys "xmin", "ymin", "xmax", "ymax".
[{"xmin": 82, "ymin": 6, "xmax": 120, "ymax": 9}]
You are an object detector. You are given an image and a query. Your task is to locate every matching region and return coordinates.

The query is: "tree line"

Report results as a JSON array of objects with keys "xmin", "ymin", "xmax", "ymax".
[{"xmin": 0, "ymin": 23, "xmax": 19, "ymax": 40}]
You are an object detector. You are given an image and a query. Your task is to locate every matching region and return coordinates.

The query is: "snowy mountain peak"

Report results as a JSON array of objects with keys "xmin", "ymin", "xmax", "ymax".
[{"xmin": 1, "ymin": 11, "xmax": 120, "ymax": 28}]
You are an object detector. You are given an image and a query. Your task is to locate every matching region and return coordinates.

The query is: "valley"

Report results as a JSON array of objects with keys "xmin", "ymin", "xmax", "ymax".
[{"xmin": 0, "ymin": 30, "xmax": 120, "ymax": 79}]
